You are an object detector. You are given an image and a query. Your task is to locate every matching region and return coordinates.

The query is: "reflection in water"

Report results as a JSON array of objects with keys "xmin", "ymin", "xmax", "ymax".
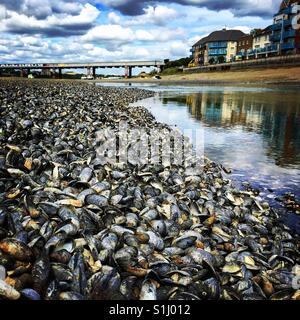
[
  {"xmin": 184, "ymin": 91, "xmax": 300, "ymax": 167},
  {"xmin": 132, "ymin": 87, "xmax": 300, "ymax": 204},
  {"xmin": 128, "ymin": 84, "xmax": 300, "ymax": 233}
]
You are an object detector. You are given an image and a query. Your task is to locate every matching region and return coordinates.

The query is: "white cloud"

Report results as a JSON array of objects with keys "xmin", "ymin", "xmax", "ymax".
[
  {"xmin": 82, "ymin": 24, "xmax": 135, "ymax": 42},
  {"xmin": 21, "ymin": 36, "xmax": 40, "ymax": 46},
  {"xmin": 0, "ymin": 0, "xmax": 278, "ymax": 64},
  {"xmin": 127, "ymin": 5, "xmax": 180, "ymax": 26},
  {"xmin": 108, "ymin": 12, "xmax": 121, "ymax": 24},
  {"xmin": 0, "ymin": 3, "xmax": 100, "ymax": 36},
  {"xmin": 0, "ymin": 5, "xmax": 7, "ymax": 19},
  {"xmin": 169, "ymin": 40, "xmax": 190, "ymax": 56},
  {"xmin": 46, "ymin": 3, "xmax": 100, "ymax": 26},
  {"xmin": 82, "ymin": 23, "xmax": 185, "ymax": 44}
]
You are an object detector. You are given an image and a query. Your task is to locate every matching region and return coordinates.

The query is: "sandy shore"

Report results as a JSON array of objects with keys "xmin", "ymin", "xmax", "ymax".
[{"xmin": 97, "ymin": 66, "xmax": 300, "ymax": 85}]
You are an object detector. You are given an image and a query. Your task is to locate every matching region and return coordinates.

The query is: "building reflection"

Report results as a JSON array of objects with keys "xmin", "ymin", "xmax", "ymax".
[{"xmin": 183, "ymin": 91, "xmax": 300, "ymax": 166}]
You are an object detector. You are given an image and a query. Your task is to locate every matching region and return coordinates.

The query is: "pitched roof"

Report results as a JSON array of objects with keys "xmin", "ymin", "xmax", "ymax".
[
  {"xmin": 192, "ymin": 29, "xmax": 245, "ymax": 47},
  {"xmin": 238, "ymin": 34, "xmax": 253, "ymax": 41},
  {"xmin": 253, "ymin": 25, "xmax": 272, "ymax": 37},
  {"xmin": 280, "ymin": 0, "xmax": 299, "ymax": 11}
]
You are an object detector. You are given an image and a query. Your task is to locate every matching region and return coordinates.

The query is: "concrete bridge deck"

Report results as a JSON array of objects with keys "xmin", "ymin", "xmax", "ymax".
[
  {"xmin": 0, "ymin": 60, "xmax": 165, "ymax": 78},
  {"xmin": 0, "ymin": 60, "xmax": 165, "ymax": 69}
]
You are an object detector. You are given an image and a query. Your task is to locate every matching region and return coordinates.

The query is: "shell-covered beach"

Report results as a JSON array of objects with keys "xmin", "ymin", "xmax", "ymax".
[{"xmin": 0, "ymin": 79, "xmax": 299, "ymax": 301}]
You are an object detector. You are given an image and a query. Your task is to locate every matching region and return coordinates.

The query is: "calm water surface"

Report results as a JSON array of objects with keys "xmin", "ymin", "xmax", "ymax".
[{"xmin": 99, "ymin": 83, "xmax": 300, "ymax": 233}]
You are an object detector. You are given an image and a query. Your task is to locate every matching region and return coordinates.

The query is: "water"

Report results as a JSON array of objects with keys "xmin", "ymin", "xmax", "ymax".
[{"xmin": 98, "ymin": 82, "xmax": 300, "ymax": 233}]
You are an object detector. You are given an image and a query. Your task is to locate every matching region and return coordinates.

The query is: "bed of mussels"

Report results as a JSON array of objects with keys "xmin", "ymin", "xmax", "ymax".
[{"xmin": 0, "ymin": 79, "xmax": 299, "ymax": 301}]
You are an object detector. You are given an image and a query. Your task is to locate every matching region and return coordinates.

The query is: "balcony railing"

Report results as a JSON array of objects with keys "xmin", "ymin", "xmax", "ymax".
[
  {"xmin": 257, "ymin": 44, "xmax": 279, "ymax": 53},
  {"xmin": 207, "ymin": 42, "xmax": 227, "ymax": 49},
  {"xmin": 245, "ymin": 44, "xmax": 279, "ymax": 56},
  {"xmin": 270, "ymin": 33, "xmax": 281, "ymax": 42},
  {"xmin": 208, "ymin": 49, "xmax": 227, "ymax": 55},
  {"xmin": 279, "ymin": 6, "xmax": 294, "ymax": 15},
  {"xmin": 281, "ymin": 42, "xmax": 295, "ymax": 50},
  {"xmin": 283, "ymin": 19, "xmax": 293, "ymax": 27},
  {"xmin": 271, "ymin": 19, "xmax": 293, "ymax": 30},
  {"xmin": 271, "ymin": 23, "xmax": 282, "ymax": 30},
  {"xmin": 283, "ymin": 30, "xmax": 296, "ymax": 38}
]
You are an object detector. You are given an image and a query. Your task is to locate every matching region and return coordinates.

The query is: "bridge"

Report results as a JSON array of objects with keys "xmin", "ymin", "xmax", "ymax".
[{"xmin": 0, "ymin": 60, "xmax": 166, "ymax": 78}]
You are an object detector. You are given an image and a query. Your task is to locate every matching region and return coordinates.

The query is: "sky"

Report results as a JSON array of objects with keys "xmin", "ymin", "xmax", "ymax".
[{"xmin": 0, "ymin": 0, "xmax": 282, "ymax": 67}]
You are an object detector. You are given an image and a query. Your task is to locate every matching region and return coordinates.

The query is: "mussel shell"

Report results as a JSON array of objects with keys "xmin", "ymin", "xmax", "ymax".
[
  {"xmin": 32, "ymin": 252, "xmax": 50, "ymax": 294},
  {"xmin": 59, "ymin": 291, "xmax": 86, "ymax": 300},
  {"xmin": 87, "ymin": 267, "xmax": 121, "ymax": 300},
  {"xmin": 50, "ymin": 250, "xmax": 72, "ymax": 264},
  {"xmin": 20, "ymin": 288, "xmax": 41, "ymax": 300},
  {"xmin": 85, "ymin": 194, "xmax": 108, "ymax": 208},
  {"xmin": 51, "ymin": 263, "xmax": 74, "ymax": 282},
  {"xmin": 0, "ymin": 238, "xmax": 33, "ymax": 261}
]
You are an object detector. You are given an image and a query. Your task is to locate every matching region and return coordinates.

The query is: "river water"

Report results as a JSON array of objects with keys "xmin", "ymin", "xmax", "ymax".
[{"xmin": 98, "ymin": 82, "xmax": 300, "ymax": 234}]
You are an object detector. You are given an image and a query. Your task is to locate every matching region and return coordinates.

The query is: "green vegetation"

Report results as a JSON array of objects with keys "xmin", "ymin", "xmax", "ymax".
[
  {"xmin": 164, "ymin": 57, "xmax": 192, "ymax": 68},
  {"xmin": 208, "ymin": 57, "xmax": 216, "ymax": 64},
  {"xmin": 217, "ymin": 56, "xmax": 226, "ymax": 64},
  {"xmin": 155, "ymin": 57, "xmax": 191, "ymax": 76},
  {"xmin": 161, "ymin": 67, "xmax": 183, "ymax": 75}
]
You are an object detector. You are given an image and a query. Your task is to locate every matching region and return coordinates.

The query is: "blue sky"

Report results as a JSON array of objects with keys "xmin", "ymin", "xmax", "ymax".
[{"xmin": 0, "ymin": 0, "xmax": 282, "ymax": 65}]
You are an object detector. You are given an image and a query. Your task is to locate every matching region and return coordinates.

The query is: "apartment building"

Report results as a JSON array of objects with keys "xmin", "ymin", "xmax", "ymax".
[
  {"xmin": 190, "ymin": 0, "xmax": 300, "ymax": 65},
  {"xmin": 191, "ymin": 29, "xmax": 244, "ymax": 66},
  {"xmin": 270, "ymin": 0, "xmax": 300, "ymax": 54}
]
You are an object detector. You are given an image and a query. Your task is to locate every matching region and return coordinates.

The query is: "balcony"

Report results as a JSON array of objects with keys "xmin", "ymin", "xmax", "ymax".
[
  {"xmin": 236, "ymin": 51, "xmax": 247, "ymax": 57},
  {"xmin": 247, "ymin": 44, "xmax": 279, "ymax": 56},
  {"xmin": 208, "ymin": 49, "xmax": 227, "ymax": 55},
  {"xmin": 281, "ymin": 42, "xmax": 295, "ymax": 50},
  {"xmin": 256, "ymin": 47, "xmax": 267, "ymax": 54},
  {"xmin": 207, "ymin": 42, "xmax": 227, "ymax": 49},
  {"xmin": 257, "ymin": 44, "xmax": 279, "ymax": 53},
  {"xmin": 271, "ymin": 22, "xmax": 282, "ymax": 31},
  {"xmin": 271, "ymin": 19, "xmax": 293, "ymax": 30},
  {"xmin": 269, "ymin": 44, "xmax": 279, "ymax": 52},
  {"xmin": 283, "ymin": 19, "xmax": 293, "ymax": 27},
  {"xmin": 283, "ymin": 29, "xmax": 296, "ymax": 38},
  {"xmin": 247, "ymin": 50, "xmax": 255, "ymax": 56},
  {"xmin": 270, "ymin": 33, "xmax": 281, "ymax": 42},
  {"xmin": 279, "ymin": 6, "xmax": 294, "ymax": 15}
]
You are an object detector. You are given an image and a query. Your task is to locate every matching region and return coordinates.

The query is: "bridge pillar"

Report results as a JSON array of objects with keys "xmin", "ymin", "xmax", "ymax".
[
  {"xmin": 125, "ymin": 66, "xmax": 133, "ymax": 78},
  {"xmin": 157, "ymin": 65, "xmax": 162, "ymax": 73},
  {"xmin": 26, "ymin": 68, "xmax": 31, "ymax": 76},
  {"xmin": 93, "ymin": 67, "xmax": 96, "ymax": 79},
  {"xmin": 20, "ymin": 68, "xmax": 24, "ymax": 77},
  {"xmin": 58, "ymin": 68, "xmax": 62, "ymax": 79}
]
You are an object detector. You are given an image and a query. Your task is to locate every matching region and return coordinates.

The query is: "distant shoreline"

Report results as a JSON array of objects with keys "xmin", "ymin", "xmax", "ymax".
[
  {"xmin": 94, "ymin": 66, "xmax": 300, "ymax": 86},
  {"xmin": 1, "ymin": 66, "xmax": 300, "ymax": 86}
]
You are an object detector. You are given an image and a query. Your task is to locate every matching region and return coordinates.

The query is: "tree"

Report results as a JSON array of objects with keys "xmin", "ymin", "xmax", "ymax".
[
  {"xmin": 217, "ymin": 56, "xmax": 226, "ymax": 64},
  {"xmin": 165, "ymin": 57, "xmax": 192, "ymax": 68},
  {"xmin": 209, "ymin": 57, "xmax": 215, "ymax": 64}
]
